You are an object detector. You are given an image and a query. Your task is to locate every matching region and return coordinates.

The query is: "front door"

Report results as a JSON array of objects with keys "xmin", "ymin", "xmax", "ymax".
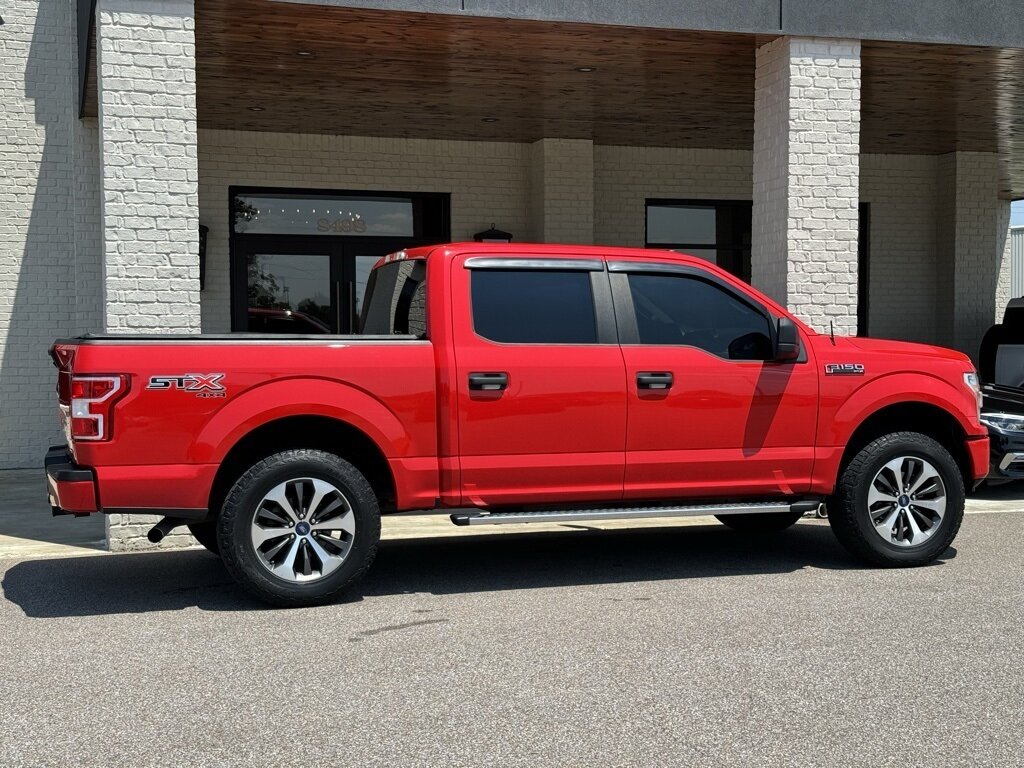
[
  {"xmin": 610, "ymin": 260, "xmax": 818, "ymax": 499},
  {"xmin": 450, "ymin": 255, "xmax": 627, "ymax": 506}
]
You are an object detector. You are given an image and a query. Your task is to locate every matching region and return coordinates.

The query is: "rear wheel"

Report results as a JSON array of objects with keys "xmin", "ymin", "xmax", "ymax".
[
  {"xmin": 828, "ymin": 431, "xmax": 964, "ymax": 567},
  {"xmin": 218, "ymin": 449, "xmax": 381, "ymax": 607},
  {"xmin": 715, "ymin": 510, "xmax": 804, "ymax": 533}
]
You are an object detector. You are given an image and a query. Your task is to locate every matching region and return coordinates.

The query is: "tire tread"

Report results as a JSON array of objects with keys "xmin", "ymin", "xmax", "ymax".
[
  {"xmin": 829, "ymin": 431, "xmax": 964, "ymax": 567},
  {"xmin": 217, "ymin": 449, "xmax": 380, "ymax": 607}
]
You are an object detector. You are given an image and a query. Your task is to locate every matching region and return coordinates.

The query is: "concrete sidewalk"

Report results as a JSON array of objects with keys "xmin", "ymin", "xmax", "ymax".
[{"xmin": 3, "ymin": 467, "xmax": 1022, "ymax": 560}]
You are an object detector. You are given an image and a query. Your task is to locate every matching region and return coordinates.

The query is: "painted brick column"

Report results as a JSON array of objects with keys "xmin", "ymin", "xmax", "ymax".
[
  {"xmin": 752, "ymin": 37, "xmax": 861, "ymax": 334},
  {"xmin": 97, "ymin": 0, "xmax": 200, "ymax": 551},
  {"xmin": 936, "ymin": 152, "xmax": 1012, "ymax": 357},
  {"xmin": 530, "ymin": 138, "xmax": 594, "ymax": 243}
]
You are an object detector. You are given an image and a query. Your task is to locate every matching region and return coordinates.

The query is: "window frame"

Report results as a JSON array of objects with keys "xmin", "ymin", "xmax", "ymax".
[
  {"xmin": 608, "ymin": 261, "xmax": 794, "ymax": 362},
  {"xmin": 465, "ymin": 258, "xmax": 618, "ymax": 346}
]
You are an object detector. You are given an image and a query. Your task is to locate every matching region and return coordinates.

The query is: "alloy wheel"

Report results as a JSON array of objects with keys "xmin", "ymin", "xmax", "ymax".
[
  {"xmin": 867, "ymin": 456, "xmax": 947, "ymax": 548},
  {"xmin": 249, "ymin": 477, "xmax": 355, "ymax": 582}
]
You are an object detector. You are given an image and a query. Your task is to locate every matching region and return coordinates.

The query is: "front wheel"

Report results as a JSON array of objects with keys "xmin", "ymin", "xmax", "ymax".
[
  {"xmin": 218, "ymin": 449, "xmax": 381, "ymax": 607},
  {"xmin": 828, "ymin": 432, "xmax": 964, "ymax": 567}
]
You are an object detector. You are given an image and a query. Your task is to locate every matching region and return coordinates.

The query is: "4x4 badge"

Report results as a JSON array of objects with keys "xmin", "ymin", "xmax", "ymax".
[
  {"xmin": 147, "ymin": 374, "xmax": 226, "ymax": 398},
  {"xmin": 824, "ymin": 363, "xmax": 865, "ymax": 376}
]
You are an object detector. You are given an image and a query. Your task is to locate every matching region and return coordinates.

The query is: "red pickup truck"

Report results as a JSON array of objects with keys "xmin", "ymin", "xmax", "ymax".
[{"xmin": 47, "ymin": 243, "xmax": 988, "ymax": 606}]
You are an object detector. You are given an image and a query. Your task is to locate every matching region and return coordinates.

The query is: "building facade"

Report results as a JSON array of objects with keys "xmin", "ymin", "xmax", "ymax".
[{"xmin": 2, "ymin": 0, "xmax": 1023, "ymax": 549}]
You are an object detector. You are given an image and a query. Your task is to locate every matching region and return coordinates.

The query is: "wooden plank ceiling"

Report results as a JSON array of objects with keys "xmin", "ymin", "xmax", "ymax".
[{"xmin": 83, "ymin": 0, "xmax": 1024, "ymax": 196}]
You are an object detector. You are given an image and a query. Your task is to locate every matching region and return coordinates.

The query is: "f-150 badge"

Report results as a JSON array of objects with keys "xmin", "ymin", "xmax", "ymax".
[
  {"xmin": 824, "ymin": 363, "xmax": 865, "ymax": 376},
  {"xmin": 147, "ymin": 374, "xmax": 226, "ymax": 398}
]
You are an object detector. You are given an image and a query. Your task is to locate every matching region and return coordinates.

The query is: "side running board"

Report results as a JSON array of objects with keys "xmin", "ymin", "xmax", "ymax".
[{"xmin": 450, "ymin": 500, "xmax": 819, "ymax": 527}]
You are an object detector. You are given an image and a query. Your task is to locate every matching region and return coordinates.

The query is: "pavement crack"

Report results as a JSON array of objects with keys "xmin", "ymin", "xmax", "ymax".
[{"xmin": 349, "ymin": 617, "xmax": 448, "ymax": 642}]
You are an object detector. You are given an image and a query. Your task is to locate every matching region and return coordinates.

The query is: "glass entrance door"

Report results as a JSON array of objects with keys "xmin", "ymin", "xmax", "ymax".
[
  {"xmin": 229, "ymin": 188, "xmax": 450, "ymax": 334},
  {"xmin": 234, "ymin": 237, "xmax": 421, "ymax": 333}
]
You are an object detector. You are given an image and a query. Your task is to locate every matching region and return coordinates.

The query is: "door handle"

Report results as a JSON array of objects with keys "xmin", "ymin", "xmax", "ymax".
[
  {"xmin": 469, "ymin": 372, "xmax": 509, "ymax": 391},
  {"xmin": 637, "ymin": 372, "xmax": 673, "ymax": 390}
]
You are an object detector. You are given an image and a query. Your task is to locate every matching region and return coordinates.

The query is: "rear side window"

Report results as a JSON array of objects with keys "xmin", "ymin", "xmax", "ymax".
[
  {"xmin": 626, "ymin": 273, "xmax": 772, "ymax": 360},
  {"xmin": 471, "ymin": 269, "xmax": 598, "ymax": 344},
  {"xmin": 360, "ymin": 260, "xmax": 427, "ymax": 336}
]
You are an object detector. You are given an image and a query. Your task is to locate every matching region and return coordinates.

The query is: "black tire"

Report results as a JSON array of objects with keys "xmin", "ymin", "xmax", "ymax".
[
  {"xmin": 715, "ymin": 511, "xmax": 804, "ymax": 533},
  {"xmin": 828, "ymin": 431, "xmax": 964, "ymax": 567},
  {"xmin": 218, "ymin": 449, "xmax": 381, "ymax": 607},
  {"xmin": 187, "ymin": 522, "xmax": 220, "ymax": 556}
]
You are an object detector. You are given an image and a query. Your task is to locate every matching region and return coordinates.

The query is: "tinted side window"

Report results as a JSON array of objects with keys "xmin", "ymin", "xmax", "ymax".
[
  {"xmin": 471, "ymin": 269, "xmax": 598, "ymax": 344},
  {"xmin": 360, "ymin": 260, "xmax": 428, "ymax": 336},
  {"xmin": 626, "ymin": 273, "xmax": 772, "ymax": 360}
]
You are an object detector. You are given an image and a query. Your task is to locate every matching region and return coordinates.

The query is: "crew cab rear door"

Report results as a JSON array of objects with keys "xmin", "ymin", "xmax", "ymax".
[
  {"xmin": 609, "ymin": 259, "xmax": 818, "ymax": 499},
  {"xmin": 451, "ymin": 255, "xmax": 626, "ymax": 506}
]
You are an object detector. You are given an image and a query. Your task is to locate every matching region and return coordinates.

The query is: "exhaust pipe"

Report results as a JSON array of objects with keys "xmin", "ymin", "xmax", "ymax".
[{"xmin": 148, "ymin": 517, "xmax": 184, "ymax": 544}]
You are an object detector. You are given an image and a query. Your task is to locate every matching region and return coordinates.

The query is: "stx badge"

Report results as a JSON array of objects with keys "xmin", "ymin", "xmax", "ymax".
[
  {"xmin": 824, "ymin": 363, "xmax": 865, "ymax": 376},
  {"xmin": 147, "ymin": 373, "xmax": 226, "ymax": 398}
]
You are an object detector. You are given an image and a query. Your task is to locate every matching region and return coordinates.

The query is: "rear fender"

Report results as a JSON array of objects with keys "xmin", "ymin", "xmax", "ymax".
[{"xmin": 192, "ymin": 378, "xmax": 409, "ymax": 464}]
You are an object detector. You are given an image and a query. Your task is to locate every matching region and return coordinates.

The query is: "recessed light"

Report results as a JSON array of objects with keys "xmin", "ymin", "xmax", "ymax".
[
  {"xmin": 248, "ymin": 106, "xmax": 265, "ymax": 112},
  {"xmin": 296, "ymin": 50, "xmax": 314, "ymax": 57},
  {"xmin": 481, "ymin": 117, "xmax": 499, "ymax": 123},
  {"xmin": 575, "ymin": 66, "xmax": 597, "ymax": 72},
  {"xmin": 887, "ymin": 132, "xmax": 905, "ymax": 138}
]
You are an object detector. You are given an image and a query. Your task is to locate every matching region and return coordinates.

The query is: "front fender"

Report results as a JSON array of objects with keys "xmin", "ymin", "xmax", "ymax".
[
  {"xmin": 191, "ymin": 377, "xmax": 412, "ymax": 463},
  {"xmin": 823, "ymin": 371, "xmax": 982, "ymax": 447}
]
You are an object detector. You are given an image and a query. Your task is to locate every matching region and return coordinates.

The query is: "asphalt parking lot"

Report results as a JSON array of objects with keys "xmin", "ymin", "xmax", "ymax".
[{"xmin": 1, "ymin": 511, "xmax": 1023, "ymax": 767}]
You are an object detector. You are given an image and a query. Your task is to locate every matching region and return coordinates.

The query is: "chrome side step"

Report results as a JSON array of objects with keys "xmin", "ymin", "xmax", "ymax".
[{"xmin": 450, "ymin": 500, "xmax": 817, "ymax": 527}]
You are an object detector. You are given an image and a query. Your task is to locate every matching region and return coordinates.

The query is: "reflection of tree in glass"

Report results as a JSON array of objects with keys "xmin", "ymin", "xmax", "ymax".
[
  {"xmin": 297, "ymin": 297, "xmax": 331, "ymax": 325},
  {"xmin": 234, "ymin": 197, "xmax": 260, "ymax": 234},
  {"xmin": 247, "ymin": 255, "xmax": 286, "ymax": 309}
]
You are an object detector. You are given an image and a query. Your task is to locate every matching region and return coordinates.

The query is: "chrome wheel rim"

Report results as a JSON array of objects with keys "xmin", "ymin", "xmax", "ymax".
[
  {"xmin": 868, "ymin": 456, "xmax": 946, "ymax": 548},
  {"xmin": 250, "ymin": 477, "xmax": 355, "ymax": 583}
]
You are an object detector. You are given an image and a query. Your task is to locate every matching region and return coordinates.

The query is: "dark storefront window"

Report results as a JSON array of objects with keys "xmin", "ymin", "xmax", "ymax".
[
  {"xmin": 645, "ymin": 199, "xmax": 753, "ymax": 282},
  {"xmin": 229, "ymin": 187, "xmax": 449, "ymax": 333}
]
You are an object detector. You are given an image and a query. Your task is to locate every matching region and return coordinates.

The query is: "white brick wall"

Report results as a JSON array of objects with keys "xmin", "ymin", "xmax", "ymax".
[
  {"xmin": 530, "ymin": 138, "xmax": 594, "ymax": 243},
  {"xmin": 0, "ymin": 0, "xmax": 79, "ymax": 468},
  {"xmin": 198, "ymin": 130, "xmax": 532, "ymax": 331},
  {"xmin": 752, "ymin": 37, "xmax": 862, "ymax": 335},
  {"xmin": 96, "ymin": 0, "xmax": 200, "ymax": 333}
]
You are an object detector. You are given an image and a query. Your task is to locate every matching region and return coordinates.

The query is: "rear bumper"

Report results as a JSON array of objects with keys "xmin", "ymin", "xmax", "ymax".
[{"xmin": 45, "ymin": 445, "xmax": 99, "ymax": 516}]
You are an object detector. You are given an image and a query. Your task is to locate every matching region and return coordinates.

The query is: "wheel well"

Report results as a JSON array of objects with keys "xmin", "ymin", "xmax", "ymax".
[
  {"xmin": 840, "ymin": 402, "xmax": 970, "ymax": 484},
  {"xmin": 208, "ymin": 416, "xmax": 396, "ymax": 518}
]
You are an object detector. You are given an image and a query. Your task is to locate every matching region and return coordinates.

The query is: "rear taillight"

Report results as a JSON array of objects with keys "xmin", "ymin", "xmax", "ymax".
[{"xmin": 69, "ymin": 375, "xmax": 128, "ymax": 442}]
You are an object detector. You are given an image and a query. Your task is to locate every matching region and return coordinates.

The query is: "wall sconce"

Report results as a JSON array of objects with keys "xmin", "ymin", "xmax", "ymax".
[{"xmin": 473, "ymin": 223, "xmax": 513, "ymax": 242}]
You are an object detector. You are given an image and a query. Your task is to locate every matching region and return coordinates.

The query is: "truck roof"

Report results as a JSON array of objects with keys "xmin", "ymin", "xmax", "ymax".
[{"xmin": 386, "ymin": 242, "xmax": 714, "ymax": 268}]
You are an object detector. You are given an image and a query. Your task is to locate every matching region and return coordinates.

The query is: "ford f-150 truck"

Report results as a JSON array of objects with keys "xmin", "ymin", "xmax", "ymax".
[{"xmin": 47, "ymin": 243, "xmax": 988, "ymax": 606}]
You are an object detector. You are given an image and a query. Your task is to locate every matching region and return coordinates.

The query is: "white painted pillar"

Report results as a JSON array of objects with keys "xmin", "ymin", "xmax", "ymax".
[
  {"xmin": 96, "ymin": 0, "xmax": 200, "ymax": 551},
  {"xmin": 752, "ymin": 37, "xmax": 861, "ymax": 335},
  {"xmin": 936, "ymin": 152, "xmax": 1012, "ymax": 356},
  {"xmin": 97, "ymin": 0, "xmax": 200, "ymax": 334}
]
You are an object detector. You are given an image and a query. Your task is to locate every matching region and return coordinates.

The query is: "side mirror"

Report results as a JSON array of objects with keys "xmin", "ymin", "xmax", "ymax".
[{"xmin": 774, "ymin": 316, "xmax": 801, "ymax": 362}]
